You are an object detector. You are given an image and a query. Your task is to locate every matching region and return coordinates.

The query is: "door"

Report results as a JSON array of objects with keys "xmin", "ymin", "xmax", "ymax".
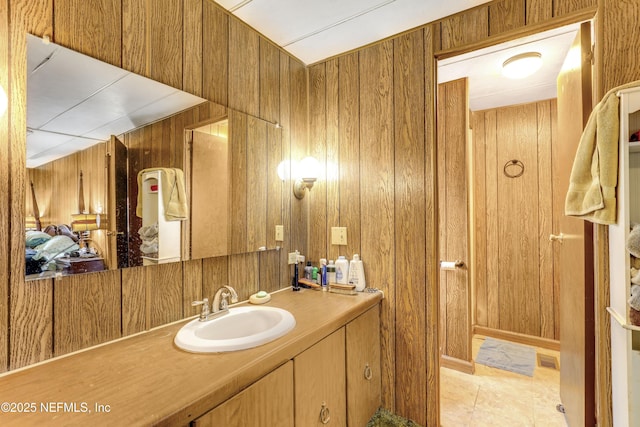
[
  {"xmin": 555, "ymin": 21, "xmax": 595, "ymax": 426},
  {"xmin": 108, "ymin": 135, "xmax": 129, "ymax": 269},
  {"xmin": 437, "ymin": 77, "xmax": 473, "ymax": 373}
]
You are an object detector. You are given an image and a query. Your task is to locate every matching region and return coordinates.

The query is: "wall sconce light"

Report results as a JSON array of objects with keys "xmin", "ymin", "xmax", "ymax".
[
  {"xmin": 502, "ymin": 52, "xmax": 543, "ymax": 79},
  {"xmin": 0, "ymin": 85, "xmax": 7, "ymax": 117},
  {"xmin": 293, "ymin": 156, "xmax": 320, "ymax": 199}
]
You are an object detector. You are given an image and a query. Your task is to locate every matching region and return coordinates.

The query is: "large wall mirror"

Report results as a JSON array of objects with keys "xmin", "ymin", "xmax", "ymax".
[{"xmin": 25, "ymin": 34, "xmax": 287, "ymax": 280}]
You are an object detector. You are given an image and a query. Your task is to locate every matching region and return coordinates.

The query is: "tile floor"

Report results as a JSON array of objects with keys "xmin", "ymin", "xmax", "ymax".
[{"xmin": 440, "ymin": 335, "xmax": 568, "ymax": 427}]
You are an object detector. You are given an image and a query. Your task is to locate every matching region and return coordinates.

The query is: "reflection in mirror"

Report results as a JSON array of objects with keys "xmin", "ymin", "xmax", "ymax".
[
  {"xmin": 25, "ymin": 34, "xmax": 288, "ymax": 280},
  {"xmin": 190, "ymin": 119, "xmax": 230, "ymax": 259}
]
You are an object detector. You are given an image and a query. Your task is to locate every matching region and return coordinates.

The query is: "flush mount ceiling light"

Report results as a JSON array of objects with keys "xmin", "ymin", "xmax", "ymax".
[{"xmin": 502, "ymin": 52, "xmax": 543, "ymax": 79}]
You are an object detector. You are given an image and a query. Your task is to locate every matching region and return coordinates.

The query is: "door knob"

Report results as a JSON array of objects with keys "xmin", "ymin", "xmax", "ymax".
[{"xmin": 549, "ymin": 233, "xmax": 564, "ymax": 243}]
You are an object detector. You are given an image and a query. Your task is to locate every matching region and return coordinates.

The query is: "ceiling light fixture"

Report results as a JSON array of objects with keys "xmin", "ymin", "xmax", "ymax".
[{"xmin": 502, "ymin": 52, "xmax": 543, "ymax": 79}]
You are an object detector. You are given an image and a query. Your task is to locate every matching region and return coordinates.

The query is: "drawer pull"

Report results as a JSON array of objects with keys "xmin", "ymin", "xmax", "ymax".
[
  {"xmin": 320, "ymin": 401, "xmax": 331, "ymax": 424},
  {"xmin": 364, "ymin": 363, "xmax": 373, "ymax": 380}
]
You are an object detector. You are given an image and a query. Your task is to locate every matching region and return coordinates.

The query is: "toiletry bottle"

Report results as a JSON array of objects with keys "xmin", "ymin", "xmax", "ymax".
[
  {"xmin": 319, "ymin": 258, "xmax": 328, "ymax": 289},
  {"xmin": 312, "ymin": 266, "xmax": 318, "ymax": 282},
  {"xmin": 292, "ymin": 251, "xmax": 300, "ymax": 291},
  {"xmin": 327, "ymin": 260, "xmax": 336, "ymax": 284},
  {"xmin": 348, "ymin": 254, "xmax": 366, "ymax": 291},
  {"xmin": 335, "ymin": 255, "xmax": 349, "ymax": 284},
  {"xmin": 304, "ymin": 261, "xmax": 313, "ymax": 280}
]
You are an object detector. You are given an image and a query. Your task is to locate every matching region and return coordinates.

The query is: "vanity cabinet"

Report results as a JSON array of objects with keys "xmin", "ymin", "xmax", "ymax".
[
  {"xmin": 346, "ymin": 306, "xmax": 381, "ymax": 426},
  {"xmin": 192, "ymin": 361, "xmax": 294, "ymax": 427},
  {"xmin": 192, "ymin": 307, "xmax": 382, "ymax": 427},
  {"xmin": 294, "ymin": 328, "xmax": 347, "ymax": 426}
]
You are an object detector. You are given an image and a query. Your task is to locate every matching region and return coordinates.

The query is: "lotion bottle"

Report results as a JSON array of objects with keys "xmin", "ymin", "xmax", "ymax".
[
  {"xmin": 347, "ymin": 254, "xmax": 366, "ymax": 291},
  {"xmin": 335, "ymin": 256, "xmax": 349, "ymax": 284}
]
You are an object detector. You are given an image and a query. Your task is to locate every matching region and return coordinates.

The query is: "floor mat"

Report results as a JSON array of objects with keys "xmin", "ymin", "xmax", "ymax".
[{"xmin": 475, "ymin": 337, "xmax": 536, "ymax": 377}]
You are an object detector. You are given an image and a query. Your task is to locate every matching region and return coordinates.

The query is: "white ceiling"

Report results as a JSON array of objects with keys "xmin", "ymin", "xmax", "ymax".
[
  {"xmin": 438, "ymin": 23, "xmax": 580, "ymax": 111},
  {"xmin": 214, "ymin": 0, "xmax": 493, "ymax": 65},
  {"xmin": 217, "ymin": 0, "xmax": 581, "ymax": 111},
  {"xmin": 27, "ymin": 34, "xmax": 206, "ymax": 168}
]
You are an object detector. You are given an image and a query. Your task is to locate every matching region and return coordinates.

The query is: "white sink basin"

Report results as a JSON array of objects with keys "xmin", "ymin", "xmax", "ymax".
[{"xmin": 174, "ymin": 306, "xmax": 296, "ymax": 353}]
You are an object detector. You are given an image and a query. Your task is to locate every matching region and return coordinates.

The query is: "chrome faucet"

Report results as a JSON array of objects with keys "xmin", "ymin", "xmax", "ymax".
[
  {"xmin": 213, "ymin": 285, "xmax": 238, "ymax": 313},
  {"xmin": 191, "ymin": 285, "xmax": 238, "ymax": 322},
  {"xmin": 192, "ymin": 286, "xmax": 238, "ymax": 321}
]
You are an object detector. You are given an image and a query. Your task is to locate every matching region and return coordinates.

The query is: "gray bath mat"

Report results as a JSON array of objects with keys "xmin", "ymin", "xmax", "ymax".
[{"xmin": 475, "ymin": 337, "xmax": 536, "ymax": 377}]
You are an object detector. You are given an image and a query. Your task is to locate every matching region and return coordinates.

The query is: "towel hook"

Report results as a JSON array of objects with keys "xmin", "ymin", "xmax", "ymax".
[{"xmin": 503, "ymin": 159, "xmax": 524, "ymax": 178}]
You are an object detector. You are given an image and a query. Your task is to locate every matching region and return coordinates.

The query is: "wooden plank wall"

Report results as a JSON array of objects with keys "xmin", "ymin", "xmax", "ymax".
[
  {"xmin": 5, "ymin": 0, "xmax": 629, "ymax": 425},
  {"xmin": 6, "ymin": 0, "xmax": 307, "ymax": 371},
  {"xmin": 473, "ymin": 100, "xmax": 557, "ymax": 340},
  {"xmin": 307, "ymin": 0, "xmax": 598, "ymax": 425}
]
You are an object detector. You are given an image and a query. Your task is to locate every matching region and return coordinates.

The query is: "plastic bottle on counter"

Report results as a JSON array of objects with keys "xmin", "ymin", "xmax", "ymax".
[
  {"xmin": 319, "ymin": 258, "xmax": 328, "ymax": 289},
  {"xmin": 335, "ymin": 256, "xmax": 349, "ymax": 285},
  {"xmin": 347, "ymin": 254, "xmax": 366, "ymax": 291},
  {"xmin": 304, "ymin": 261, "xmax": 313, "ymax": 280},
  {"xmin": 327, "ymin": 260, "xmax": 336, "ymax": 284}
]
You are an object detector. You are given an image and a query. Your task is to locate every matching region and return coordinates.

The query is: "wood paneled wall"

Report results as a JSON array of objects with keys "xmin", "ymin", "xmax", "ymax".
[
  {"xmin": 472, "ymin": 100, "xmax": 558, "ymax": 340},
  {"xmin": 6, "ymin": 0, "xmax": 307, "ymax": 372},
  {"xmin": 307, "ymin": 28, "xmax": 434, "ymax": 421},
  {"xmin": 4, "ymin": 0, "xmax": 633, "ymax": 425},
  {"xmin": 308, "ymin": 0, "xmax": 598, "ymax": 425}
]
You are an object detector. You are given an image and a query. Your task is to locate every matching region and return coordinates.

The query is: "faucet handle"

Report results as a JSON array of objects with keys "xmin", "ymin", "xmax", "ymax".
[
  {"xmin": 192, "ymin": 298, "xmax": 210, "ymax": 320},
  {"xmin": 225, "ymin": 286, "xmax": 238, "ymax": 303},
  {"xmin": 192, "ymin": 297, "xmax": 209, "ymax": 307},
  {"xmin": 220, "ymin": 292, "xmax": 231, "ymax": 311}
]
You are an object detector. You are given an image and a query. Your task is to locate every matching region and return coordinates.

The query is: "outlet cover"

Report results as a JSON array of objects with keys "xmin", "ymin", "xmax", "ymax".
[
  {"xmin": 275, "ymin": 225, "xmax": 284, "ymax": 241},
  {"xmin": 331, "ymin": 227, "xmax": 347, "ymax": 245}
]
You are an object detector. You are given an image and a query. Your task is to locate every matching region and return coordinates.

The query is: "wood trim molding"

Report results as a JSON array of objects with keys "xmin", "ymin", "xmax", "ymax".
[
  {"xmin": 440, "ymin": 354, "xmax": 474, "ymax": 375},
  {"xmin": 474, "ymin": 325, "xmax": 560, "ymax": 352}
]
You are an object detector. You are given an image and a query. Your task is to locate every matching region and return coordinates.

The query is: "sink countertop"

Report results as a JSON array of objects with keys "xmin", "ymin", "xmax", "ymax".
[{"xmin": 0, "ymin": 288, "xmax": 382, "ymax": 426}]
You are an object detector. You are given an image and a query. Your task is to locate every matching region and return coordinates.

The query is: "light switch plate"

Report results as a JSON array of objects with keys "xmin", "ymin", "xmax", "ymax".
[
  {"xmin": 275, "ymin": 225, "xmax": 284, "ymax": 241},
  {"xmin": 331, "ymin": 227, "xmax": 347, "ymax": 245}
]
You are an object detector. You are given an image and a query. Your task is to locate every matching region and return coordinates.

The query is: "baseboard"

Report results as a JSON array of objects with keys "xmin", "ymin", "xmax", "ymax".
[
  {"xmin": 440, "ymin": 354, "xmax": 474, "ymax": 375},
  {"xmin": 474, "ymin": 325, "xmax": 560, "ymax": 351}
]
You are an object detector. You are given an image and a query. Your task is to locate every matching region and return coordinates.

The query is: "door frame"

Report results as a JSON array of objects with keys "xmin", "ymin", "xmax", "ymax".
[{"xmin": 432, "ymin": 11, "xmax": 600, "ymax": 425}]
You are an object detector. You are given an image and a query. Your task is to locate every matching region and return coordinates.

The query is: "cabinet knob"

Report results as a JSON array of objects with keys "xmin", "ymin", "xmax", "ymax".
[
  {"xmin": 320, "ymin": 401, "xmax": 331, "ymax": 424},
  {"xmin": 364, "ymin": 363, "xmax": 373, "ymax": 380}
]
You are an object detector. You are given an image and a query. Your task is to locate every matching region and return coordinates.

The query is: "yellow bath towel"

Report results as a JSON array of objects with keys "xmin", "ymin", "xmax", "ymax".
[
  {"xmin": 136, "ymin": 168, "xmax": 188, "ymax": 221},
  {"xmin": 565, "ymin": 80, "xmax": 640, "ymax": 225}
]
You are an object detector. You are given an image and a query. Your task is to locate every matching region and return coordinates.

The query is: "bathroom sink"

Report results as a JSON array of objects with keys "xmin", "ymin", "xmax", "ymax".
[{"xmin": 174, "ymin": 306, "xmax": 296, "ymax": 353}]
